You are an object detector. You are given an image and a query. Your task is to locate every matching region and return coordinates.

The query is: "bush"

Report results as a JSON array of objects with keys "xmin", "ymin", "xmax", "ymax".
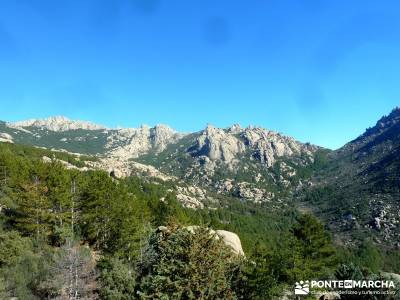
[
  {"xmin": 98, "ymin": 256, "xmax": 136, "ymax": 300},
  {"xmin": 135, "ymin": 225, "xmax": 243, "ymax": 299}
]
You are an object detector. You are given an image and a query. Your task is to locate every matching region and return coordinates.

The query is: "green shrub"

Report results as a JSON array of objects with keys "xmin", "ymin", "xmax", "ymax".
[
  {"xmin": 98, "ymin": 257, "xmax": 136, "ymax": 300},
  {"xmin": 136, "ymin": 225, "xmax": 243, "ymax": 299}
]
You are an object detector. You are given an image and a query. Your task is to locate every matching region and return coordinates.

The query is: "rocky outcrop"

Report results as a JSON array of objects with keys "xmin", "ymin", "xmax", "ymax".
[
  {"xmin": 95, "ymin": 157, "xmax": 176, "ymax": 181},
  {"xmin": 151, "ymin": 124, "xmax": 181, "ymax": 151},
  {"xmin": 192, "ymin": 124, "xmax": 245, "ymax": 163},
  {"xmin": 106, "ymin": 124, "xmax": 183, "ymax": 158},
  {"xmin": 8, "ymin": 116, "xmax": 106, "ymax": 132},
  {"xmin": 0, "ymin": 132, "xmax": 13, "ymax": 143},
  {"xmin": 214, "ymin": 179, "xmax": 275, "ymax": 203},
  {"xmin": 183, "ymin": 226, "xmax": 245, "ymax": 256},
  {"xmin": 177, "ymin": 124, "xmax": 318, "ymax": 201},
  {"xmin": 176, "ymin": 186, "xmax": 208, "ymax": 209},
  {"xmin": 241, "ymin": 126, "xmax": 316, "ymax": 167},
  {"xmin": 190, "ymin": 124, "xmax": 317, "ymax": 168},
  {"xmin": 215, "ymin": 230, "xmax": 245, "ymax": 256},
  {"xmin": 176, "ymin": 194, "xmax": 204, "ymax": 209},
  {"xmin": 236, "ymin": 182, "xmax": 274, "ymax": 203}
]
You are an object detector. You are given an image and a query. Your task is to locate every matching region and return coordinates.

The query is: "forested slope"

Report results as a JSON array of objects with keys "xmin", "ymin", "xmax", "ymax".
[{"xmin": 0, "ymin": 142, "xmax": 398, "ymax": 299}]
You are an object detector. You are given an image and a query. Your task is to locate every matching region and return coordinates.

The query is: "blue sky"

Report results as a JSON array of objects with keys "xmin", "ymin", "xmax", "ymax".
[{"xmin": 0, "ymin": 0, "xmax": 399, "ymax": 149}]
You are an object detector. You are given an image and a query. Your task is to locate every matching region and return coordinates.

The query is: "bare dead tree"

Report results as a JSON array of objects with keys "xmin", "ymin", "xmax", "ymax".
[
  {"xmin": 41, "ymin": 177, "xmax": 97, "ymax": 299},
  {"xmin": 71, "ymin": 178, "xmax": 76, "ymax": 236},
  {"xmin": 44, "ymin": 242, "xmax": 97, "ymax": 300}
]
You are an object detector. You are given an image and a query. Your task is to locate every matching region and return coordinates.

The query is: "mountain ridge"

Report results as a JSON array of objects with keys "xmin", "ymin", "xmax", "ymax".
[
  {"xmin": 0, "ymin": 115, "xmax": 323, "ymax": 209},
  {"xmin": 1, "ymin": 115, "xmax": 319, "ymax": 161},
  {"xmin": 7, "ymin": 115, "xmax": 107, "ymax": 132},
  {"xmin": 2, "ymin": 109, "xmax": 400, "ymax": 249},
  {"xmin": 304, "ymin": 107, "xmax": 400, "ymax": 248}
]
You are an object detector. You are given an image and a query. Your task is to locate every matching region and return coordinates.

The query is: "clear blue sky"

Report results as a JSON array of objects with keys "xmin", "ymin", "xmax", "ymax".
[{"xmin": 0, "ymin": 0, "xmax": 399, "ymax": 149}]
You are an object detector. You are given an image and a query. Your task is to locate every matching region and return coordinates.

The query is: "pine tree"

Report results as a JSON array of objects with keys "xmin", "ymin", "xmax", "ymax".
[
  {"xmin": 291, "ymin": 214, "xmax": 337, "ymax": 280},
  {"xmin": 14, "ymin": 173, "xmax": 52, "ymax": 240},
  {"xmin": 79, "ymin": 171, "xmax": 116, "ymax": 249},
  {"xmin": 136, "ymin": 225, "xmax": 243, "ymax": 299},
  {"xmin": 47, "ymin": 163, "xmax": 72, "ymax": 227}
]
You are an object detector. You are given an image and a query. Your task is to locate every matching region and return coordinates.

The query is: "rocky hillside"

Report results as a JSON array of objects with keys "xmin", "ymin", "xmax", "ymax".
[
  {"xmin": 137, "ymin": 123, "xmax": 320, "ymax": 203},
  {"xmin": 0, "ymin": 116, "xmax": 321, "ymax": 207},
  {"xmin": 305, "ymin": 107, "xmax": 400, "ymax": 248},
  {"xmin": 8, "ymin": 116, "xmax": 106, "ymax": 131},
  {"xmin": 105, "ymin": 124, "xmax": 183, "ymax": 158},
  {"xmin": 1, "ymin": 116, "xmax": 182, "ymax": 156},
  {"xmin": 2, "ymin": 110, "xmax": 400, "ymax": 249},
  {"xmin": 335, "ymin": 106, "xmax": 400, "ymax": 191}
]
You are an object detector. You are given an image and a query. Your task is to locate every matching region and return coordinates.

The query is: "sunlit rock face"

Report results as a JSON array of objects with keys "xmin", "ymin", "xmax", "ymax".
[
  {"xmin": 106, "ymin": 124, "xmax": 184, "ymax": 158},
  {"xmin": 159, "ymin": 226, "xmax": 245, "ymax": 256},
  {"xmin": 191, "ymin": 124, "xmax": 316, "ymax": 167},
  {"xmin": 8, "ymin": 116, "xmax": 106, "ymax": 132},
  {"xmin": 193, "ymin": 124, "xmax": 245, "ymax": 162}
]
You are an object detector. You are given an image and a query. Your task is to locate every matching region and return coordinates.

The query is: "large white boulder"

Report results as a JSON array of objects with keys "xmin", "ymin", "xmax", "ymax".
[
  {"xmin": 215, "ymin": 230, "xmax": 245, "ymax": 256},
  {"xmin": 184, "ymin": 226, "xmax": 245, "ymax": 256}
]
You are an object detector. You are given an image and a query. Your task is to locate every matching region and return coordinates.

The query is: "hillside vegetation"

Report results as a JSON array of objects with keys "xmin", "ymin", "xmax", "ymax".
[
  {"xmin": 1, "ymin": 142, "xmax": 398, "ymax": 299},
  {"xmin": 1, "ymin": 109, "xmax": 400, "ymax": 298}
]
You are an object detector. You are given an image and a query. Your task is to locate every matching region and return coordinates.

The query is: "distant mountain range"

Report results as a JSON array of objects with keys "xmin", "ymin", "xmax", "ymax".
[
  {"xmin": 1, "ymin": 108, "xmax": 400, "ymax": 248},
  {"xmin": 0, "ymin": 116, "xmax": 320, "ymax": 204}
]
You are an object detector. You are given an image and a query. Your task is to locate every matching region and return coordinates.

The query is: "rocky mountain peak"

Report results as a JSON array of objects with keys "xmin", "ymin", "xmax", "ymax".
[
  {"xmin": 193, "ymin": 124, "xmax": 245, "ymax": 162},
  {"xmin": 241, "ymin": 126, "xmax": 313, "ymax": 166},
  {"xmin": 190, "ymin": 124, "xmax": 317, "ymax": 167},
  {"xmin": 153, "ymin": 124, "xmax": 176, "ymax": 134},
  {"xmin": 107, "ymin": 124, "xmax": 183, "ymax": 158},
  {"xmin": 151, "ymin": 124, "xmax": 180, "ymax": 151},
  {"xmin": 7, "ymin": 116, "xmax": 106, "ymax": 132},
  {"xmin": 228, "ymin": 124, "xmax": 242, "ymax": 134}
]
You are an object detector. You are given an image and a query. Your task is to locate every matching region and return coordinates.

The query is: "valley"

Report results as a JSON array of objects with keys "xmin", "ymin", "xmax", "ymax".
[{"xmin": 1, "ymin": 109, "xmax": 400, "ymax": 299}]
